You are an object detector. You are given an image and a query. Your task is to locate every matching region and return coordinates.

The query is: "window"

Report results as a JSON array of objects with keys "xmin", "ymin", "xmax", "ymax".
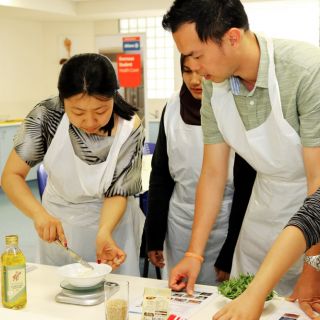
[
  {"xmin": 244, "ymin": 0, "xmax": 319, "ymax": 46},
  {"xmin": 120, "ymin": 17, "xmax": 174, "ymax": 99}
]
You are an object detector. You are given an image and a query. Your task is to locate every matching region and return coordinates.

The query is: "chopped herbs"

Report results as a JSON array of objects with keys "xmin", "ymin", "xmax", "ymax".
[{"xmin": 218, "ymin": 274, "xmax": 275, "ymax": 301}]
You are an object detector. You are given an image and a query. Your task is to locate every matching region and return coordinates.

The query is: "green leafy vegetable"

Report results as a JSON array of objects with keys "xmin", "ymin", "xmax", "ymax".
[{"xmin": 218, "ymin": 273, "xmax": 275, "ymax": 301}]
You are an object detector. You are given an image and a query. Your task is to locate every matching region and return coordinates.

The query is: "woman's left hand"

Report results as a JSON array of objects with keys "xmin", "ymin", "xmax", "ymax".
[
  {"xmin": 96, "ymin": 235, "xmax": 126, "ymax": 270},
  {"xmin": 96, "ymin": 196, "xmax": 128, "ymax": 269}
]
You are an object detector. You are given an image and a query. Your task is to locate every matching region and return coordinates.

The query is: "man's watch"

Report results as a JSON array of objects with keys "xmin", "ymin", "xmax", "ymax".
[{"xmin": 304, "ymin": 254, "xmax": 320, "ymax": 271}]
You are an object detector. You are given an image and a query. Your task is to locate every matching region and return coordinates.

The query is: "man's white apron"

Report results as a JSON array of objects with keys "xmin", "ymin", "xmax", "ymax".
[{"xmin": 210, "ymin": 39, "xmax": 306, "ymax": 295}]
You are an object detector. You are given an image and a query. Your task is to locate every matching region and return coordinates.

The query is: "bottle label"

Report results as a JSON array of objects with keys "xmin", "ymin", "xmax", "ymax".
[{"xmin": 3, "ymin": 265, "xmax": 26, "ymax": 303}]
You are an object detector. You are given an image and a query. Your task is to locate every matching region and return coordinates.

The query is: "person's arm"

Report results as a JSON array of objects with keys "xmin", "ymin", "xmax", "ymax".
[
  {"xmin": 213, "ymin": 185, "xmax": 320, "ymax": 320},
  {"xmin": 286, "ymin": 188, "xmax": 320, "ymax": 320},
  {"xmin": 214, "ymin": 153, "xmax": 256, "ymax": 280},
  {"xmin": 169, "ymin": 142, "xmax": 230, "ymax": 294},
  {"xmin": 2, "ymin": 150, "xmax": 67, "ymax": 244},
  {"xmin": 145, "ymin": 107, "xmax": 175, "ymax": 268},
  {"xmin": 213, "ymin": 147, "xmax": 320, "ymax": 320},
  {"xmin": 287, "ymin": 146, "xmax": 320, "ymax": 317},
  {"xmin": 213, "ymin": 226, "xmax": 307, "ymax": 320},
  {"xmin": 97, "ymin": 115, "xmax": 144, "ymax": 268},
  {"xmin": 96, "ymin": 195, "xmax": 128, "ymax": 269},
  {"xmin": 2, "ymin": 100, "xmax": 67, "ymax": 244}
]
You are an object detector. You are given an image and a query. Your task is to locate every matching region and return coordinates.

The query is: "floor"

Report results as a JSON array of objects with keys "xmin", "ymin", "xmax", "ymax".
[{"xmin": 0, "ymin": 180, "xmax": 159, "ymax": 279}]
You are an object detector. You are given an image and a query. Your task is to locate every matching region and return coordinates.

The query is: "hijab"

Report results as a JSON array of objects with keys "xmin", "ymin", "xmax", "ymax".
[{"xmin": 179, "ymin": 55, "xmax": 202, "ymax": 126}]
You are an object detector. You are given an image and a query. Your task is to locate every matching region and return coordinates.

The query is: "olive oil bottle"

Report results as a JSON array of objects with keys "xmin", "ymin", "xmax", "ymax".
[{"xmin": 1, "ymin": 235, "xmax": 27, "ymax": 309}]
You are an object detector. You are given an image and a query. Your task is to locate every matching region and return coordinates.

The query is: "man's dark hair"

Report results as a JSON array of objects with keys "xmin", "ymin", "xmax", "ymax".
[{"xmin": 162, "ymin": 0, "xmax": 249, "ymax": 44}]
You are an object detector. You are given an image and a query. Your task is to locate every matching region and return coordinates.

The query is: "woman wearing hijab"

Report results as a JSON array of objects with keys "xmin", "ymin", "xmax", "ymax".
[
  {"xmin": 1, "ymin": 53, "xmax": 145, "ymax": 276},
  {"xmin": 145, "ymin": 55, "xmax": 246, "ymax": 285}
]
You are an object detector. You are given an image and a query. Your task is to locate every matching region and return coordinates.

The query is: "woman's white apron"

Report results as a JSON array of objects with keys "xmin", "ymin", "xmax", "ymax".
[
  {"xmin": 164, "ymin": 93, "xmax": 234, "ymax": 285},
  {"xmin": 210, "ymin": 39, "xmax": 306, "ymax": 295},
  {"xmin": 40, "ymin": 113, "xmax": 145, "ymax": 276}
]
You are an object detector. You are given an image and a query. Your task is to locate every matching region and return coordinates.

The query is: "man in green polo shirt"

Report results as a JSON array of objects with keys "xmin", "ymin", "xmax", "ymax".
[{"xmin": 162, "ymin": 0, "xmax": 320, "ymax": 319}]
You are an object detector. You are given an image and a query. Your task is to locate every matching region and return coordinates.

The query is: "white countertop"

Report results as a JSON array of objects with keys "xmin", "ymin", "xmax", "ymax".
[
  {"xmin": 0, "ymin": 120, "xmax": 23, "ymax": 127},
  {"xmin": 0, "ymin": 263, "xmax": 310, "ymax": 320}
]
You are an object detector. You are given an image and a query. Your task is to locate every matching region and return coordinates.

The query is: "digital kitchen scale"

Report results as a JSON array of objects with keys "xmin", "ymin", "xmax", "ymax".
[
  {"xmin": 55, "ymin": 281, "xmax": 120, "ymax": 306},
  {"xmin": 55, "ymin": 280, "xmax": 105, "ymax": 306}
]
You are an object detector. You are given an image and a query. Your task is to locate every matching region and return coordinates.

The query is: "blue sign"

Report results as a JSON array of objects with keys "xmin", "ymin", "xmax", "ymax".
[{"xmin": 123, "ymin": 39, "xmax": 140, "ymax": 51}]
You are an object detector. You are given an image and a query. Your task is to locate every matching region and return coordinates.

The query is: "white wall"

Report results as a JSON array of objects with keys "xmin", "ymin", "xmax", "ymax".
[
  {"xmin": 244, "ymin": 0, "xmax": 319, "ymax": 45},
  {"xmin": 94, "ymin": 20, "xmax": 120, "ymax": 35},
  {"xmin": 0, "ymin": 18, "xmax": 114, "ymax": 119},
  {"xmin": 0, "ymin": 0, "xmax": 319, "ymax": 120},
  {"xmin": 42, "ymin": 21, "xmax": 96, "ymax": 98},
  {"xmin": 0, "ymin": 18, "xmax": 45, "ymax": 119}
]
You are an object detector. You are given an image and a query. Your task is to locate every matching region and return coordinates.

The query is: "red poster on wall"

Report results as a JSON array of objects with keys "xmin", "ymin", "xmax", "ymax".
[{"xmin": 117, "ymin": 54, "xmax": 141, "ymax": 88}]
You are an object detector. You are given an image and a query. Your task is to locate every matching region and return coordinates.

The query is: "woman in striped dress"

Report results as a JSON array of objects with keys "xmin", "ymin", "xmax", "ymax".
[{"xmin": 1, "ymin": 53, "xmax": 145, "ymax": 276}]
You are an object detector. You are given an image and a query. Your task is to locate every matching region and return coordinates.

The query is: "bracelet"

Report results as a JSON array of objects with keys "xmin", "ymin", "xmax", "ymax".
[
  {"xmin": 304, "ymin": 254, "xmax": 320, "ymax": 271},
  {"xmin": 185, "ymin": 252, "xmax": 204, "ymax": 263}
]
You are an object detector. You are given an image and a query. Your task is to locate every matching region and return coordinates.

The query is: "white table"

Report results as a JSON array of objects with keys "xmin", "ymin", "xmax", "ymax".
[{"xmin": 0, "ymin": 263, "xmax": 308, "ymax": 320}]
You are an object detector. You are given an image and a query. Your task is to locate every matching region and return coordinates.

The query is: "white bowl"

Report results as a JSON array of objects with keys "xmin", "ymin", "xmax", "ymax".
[{"xmin": 58, "ymin": 262, "xmax": 112, "ymax": 288}]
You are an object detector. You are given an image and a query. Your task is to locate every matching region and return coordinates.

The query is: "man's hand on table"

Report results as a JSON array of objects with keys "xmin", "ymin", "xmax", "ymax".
[{"xmin": 169, "ymin": 257, "xmax": 201, "ymax": 295}]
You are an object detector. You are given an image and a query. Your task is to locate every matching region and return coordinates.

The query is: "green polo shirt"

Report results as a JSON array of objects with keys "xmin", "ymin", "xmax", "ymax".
[{"xmin": 201, "ymin": 34, "xmax": 320, "ymax": 147}]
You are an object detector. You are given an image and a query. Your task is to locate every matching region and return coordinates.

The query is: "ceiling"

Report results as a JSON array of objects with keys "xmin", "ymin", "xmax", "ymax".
[
  {"xmin": 0, "ymin": 0, "xmax": 173, "ymax": 21},
  {"xmin": 0, "ymin": 0, "xmax": 279, "ymax": 22}
]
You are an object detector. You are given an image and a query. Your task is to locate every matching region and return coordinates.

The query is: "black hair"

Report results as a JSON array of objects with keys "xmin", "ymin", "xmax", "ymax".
[
  {"xmin": 180, "ymin": 54, "xmax": 188, "ymax": 73},
  {"xmin": 58, "ymin": 53, "xmax": 138, "ymax": 124},
  {"xmin": 162, "ymin": 0, "xmax": 249, "ymax": 44}
]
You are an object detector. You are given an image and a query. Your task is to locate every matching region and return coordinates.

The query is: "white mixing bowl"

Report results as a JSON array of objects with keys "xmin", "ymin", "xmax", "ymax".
[{"xmin": 58, "ymin": 262, "xmax": 112, "ymax": 288}]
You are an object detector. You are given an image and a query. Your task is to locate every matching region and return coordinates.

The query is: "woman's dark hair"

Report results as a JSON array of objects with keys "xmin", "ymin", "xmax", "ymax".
[
  {"xmin": 180, "ymin": 54, "xmax": 187, "ymax": 73},
  {"xmin": 58, "ymin": 53, "xmax": 137, "ymax": 121},
  {"xmin": 179, "ymin": 54, "xmax": 201, "ymax": 125},
  {"xmin": 162, "ymin": 0, "xmax": 249, "ymax": 44}
]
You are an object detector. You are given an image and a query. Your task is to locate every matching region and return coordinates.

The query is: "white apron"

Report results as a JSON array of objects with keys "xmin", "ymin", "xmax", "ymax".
[
  {"xmin": 40, "ymin": 113, "xmax": 145, "ymax": 276},
  {"xmin": 164, "ymin": 93, "xmax": 234, "ymax": 285},
  {"xmin": 210, "ymin": 39, "xmax": 306, "ymax": 295}
]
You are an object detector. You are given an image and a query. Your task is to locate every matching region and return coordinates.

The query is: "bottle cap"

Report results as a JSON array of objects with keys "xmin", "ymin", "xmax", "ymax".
[{"xmin": 5, "ymin": 235, "xmax": 18, "ymax": 245}]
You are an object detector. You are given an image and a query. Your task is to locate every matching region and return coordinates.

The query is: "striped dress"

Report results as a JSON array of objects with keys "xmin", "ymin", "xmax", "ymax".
[
  {"xmin": 286, "ymin": 188, "xmax": 320, "ymax": 249},
  {"xmin": 14, "ymin": 96, "xmax": 144, "ymax": 197}
]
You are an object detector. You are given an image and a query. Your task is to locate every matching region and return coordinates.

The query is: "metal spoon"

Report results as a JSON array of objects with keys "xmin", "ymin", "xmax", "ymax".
[{"xmin": 55, "ymin": 240, "xmax": 94, "ymax": 270}]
